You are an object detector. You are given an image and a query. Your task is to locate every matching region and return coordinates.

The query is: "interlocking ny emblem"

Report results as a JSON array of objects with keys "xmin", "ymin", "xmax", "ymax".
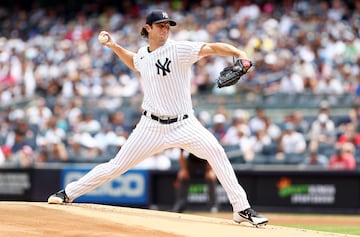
[
  {"xmin": 162, "ymin": 12, "xmax": 169, "ymax": 19},
  {"xmin": 155, "ymin": 58, "xmax": 171, "ymax": 76}
]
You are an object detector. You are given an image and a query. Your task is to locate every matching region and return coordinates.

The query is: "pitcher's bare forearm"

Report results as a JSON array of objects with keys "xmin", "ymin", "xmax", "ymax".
[
  {"xmin": 98, "ymin": 30, "xmax": 137, "ymax": 71},
  {"xmin": 199, "ymin": 42, "xmax": 248, "ymax": 59}
]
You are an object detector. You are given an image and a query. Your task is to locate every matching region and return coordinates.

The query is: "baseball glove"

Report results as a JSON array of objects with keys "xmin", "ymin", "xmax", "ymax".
[{"xmin": 217, "ymin": 58, "xmax": 253, "ymax": 88}]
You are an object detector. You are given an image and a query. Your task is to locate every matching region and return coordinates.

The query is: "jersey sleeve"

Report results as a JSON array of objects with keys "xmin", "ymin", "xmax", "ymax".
[
  {"xmin": 176, "ymin": 41, "xmax": 206, "ymax": 65},
  {"xmin": 133, "ymin": 47, "xmax": 147, "ymax": 71}
]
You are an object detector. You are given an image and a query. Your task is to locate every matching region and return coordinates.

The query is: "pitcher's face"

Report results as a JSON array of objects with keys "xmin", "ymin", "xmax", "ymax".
[{"xmin": 149, "ymin": 22, "xmax": 170, "ymax": 45}]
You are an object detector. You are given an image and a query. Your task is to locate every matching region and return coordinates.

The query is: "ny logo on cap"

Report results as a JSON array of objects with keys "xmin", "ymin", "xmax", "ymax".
[{"xmin": 162, "ymin": 12, "xmax": 169, "ymax": 19}]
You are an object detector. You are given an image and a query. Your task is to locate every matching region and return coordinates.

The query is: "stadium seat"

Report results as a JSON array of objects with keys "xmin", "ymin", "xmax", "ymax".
[
  {"xmin": 295, "ymin": 93, "xmax": 323, "ymax": 108},
  {"xmin": 284, "ymin": 153, "xmax": 305, "ymax": 165},
  {"xmin": 267, "ymin": 155, "xmax": 287, "ymax": 165},
  {"xmin": 317, "ymin": 143, "xmax": 335, "ymax": 158},
  {"xmin": 261, "ymin": 142, "xmax": 278, "ymax": 155},
  {"xmin": 250, "ymin": 154, "xmax": 270, "ymax": 165}
]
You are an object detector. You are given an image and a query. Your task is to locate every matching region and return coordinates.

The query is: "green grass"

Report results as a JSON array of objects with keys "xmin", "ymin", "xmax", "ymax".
[
  {"xmin": 280, "ymin": 224, "xmax": 360, "ymax": 236},
  {"xmin": 194, "ymin": 211, "xmax": 360, "ymax": 236}
]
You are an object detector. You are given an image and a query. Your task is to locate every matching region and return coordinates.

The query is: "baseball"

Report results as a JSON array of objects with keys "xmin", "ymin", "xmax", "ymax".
[{"xmin": 98, "ymin": 34, "xmax": 108, "ymax": 44}]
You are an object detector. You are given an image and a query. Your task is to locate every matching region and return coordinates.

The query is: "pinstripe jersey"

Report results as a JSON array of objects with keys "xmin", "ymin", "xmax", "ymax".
[{"xmin": 134, "ymin": 40, "xmax": 205, "ymax": 116}]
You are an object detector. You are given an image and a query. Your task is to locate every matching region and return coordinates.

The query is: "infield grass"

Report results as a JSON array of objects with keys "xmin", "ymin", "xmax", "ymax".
[
  {"xmin": 280, "ymin": 224, "xmax": 360, "ymax": 236},
  {"xmin": 194, "ymin": 211, "xmax": 360, "ymax": 236}
]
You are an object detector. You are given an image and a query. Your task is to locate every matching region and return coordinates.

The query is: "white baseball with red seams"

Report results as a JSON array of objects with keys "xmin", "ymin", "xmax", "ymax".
[
  {"xmin": 64, "ymin": 39, "xmax": 251, "ymax": 213},
  {"xmin": 98, "ymin": 34, "xmax": 108, "ymax": 44}
]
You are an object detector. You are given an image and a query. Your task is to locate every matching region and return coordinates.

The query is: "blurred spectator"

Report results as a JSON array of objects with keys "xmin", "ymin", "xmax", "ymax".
[
  {"xmin": 336, "ymin": 122, "xmax": 360, "ymax": 148},
  {"xmin": 135, "ymin": 151, "xmax": 171, "ymax": 170},
  {"xmin": 39, "ymin": 137, "xmax": 69, "ymax": 163},
  {"xmin": 94, "ymin": 124, "xmax": 126, "ymax": 154},
  {"xmin": 292, "ymin": 58, "xmax": 317, "ymax": 92},
  {"xmin": 328, "ymin": 0, "xmax": 346, "ymax": 21},
  {"xmin": 278, "ymin": 71, "xmax": 304, "ymax": 93},
  {"xmin": 277, "ymin": 122, "xmax": 307, "ymax": 158},
  {"xmin": 67, "ymin": 133, "xmax": 93, "ymax": 161},
  {"xmin": 248, "ymin": 128, "xmax": 272, "ymax": 154},
  {"xmin": 40, "ymin": 117, "xmax": 67, "ymax": 144},
  {"xmin": 263, "ymin": 116, "xmax": 281, "ymax": 142},
  {"xmin": 162, "ymin": 147, "xmax": 182, "ymax": 162},
  {"xmin": 354, "ymin": 75, "xmax": 360, "ymax": 100},
  {"xmin": 307, "ymin": 113, "xmax": 336, "ymax": 149},
  {"xmin": 315, "ymin": 75, "xmax": 344, "ymax": 96},
  {"xmin": 209, "ymin": 113, "xmax": 228, "ymax": 141},
  {"xmin": 5, "ymin": 120, "xmax": 35, "ymax": 153},
  {"xmin": 25, "ymin": 97, "xmax": 52, "ymax": 129},
  {"xmin": 192, "ymin": 58, "xmax": 213, "ymax": 94},
  {"xmin": 328, "ymin": 142, "xmax": 356, "ymax": 170},
  {"xmin": 197, "ymin": 110, "xmax": 212, "ymax": 129},
  {"xmin": 35, "ymin": 149, "xmax": 49, "ymax": 167},
  {"xmin": 65, "ymin": 99, "xmax": 83, "ymax": 130},
  {"xmin": 76, "ymin": 69, "xmax": 103, "ymax": 97},
  {"xmin": 107, "ymin": 111, "xmax": 131, "ymax": 139},
  {"xmin": 222, "ymin": 109, "xmax": 250, "ymax": 145},
  {"xmin": 0, "ymin": 145, "xmax": 13, "ymax": 166},
  {"xmin": 77, "ymin": 113, "xmax": 101, "ymax": 135},
  {"xmin": 116, "ymin": 71, "xmax": 140, "ymax": 97},
  {"xmin": 249, "ymin": 107, "xmax": 266, "ymax": 135},
  {"xmin": 318, "ymin": 100, "xmax": 331, "ymax": 117},
  {"xmin": 11, "ymin": 145, "xmax": 35, "ymax": 167},
  {"xmin": 52, "ymin": 102, "xmax": 70, "ymax": 133},
  {"xmin": 301, "ymin": 150, "xmax": 329, "ymax": 168},
  {"xmin": 234, "ymin": 124, "xmax": 254, "ymax": 162},
  {"xmin": 291, "ymin": 111, "xmax": 310, "ymax": 134},
  {"xmin": 337, "ymin": 104, "xmax": 360, "ymax": 133},
  {"xmin": 67, "ymin": 132, "xmax": 102, "ymax": 162}
]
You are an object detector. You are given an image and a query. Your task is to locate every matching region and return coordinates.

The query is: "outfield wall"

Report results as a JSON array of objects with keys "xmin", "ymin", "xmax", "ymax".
[{"xmin": 0, "ymin": 166, "xmax": 359, "ymax": 214}]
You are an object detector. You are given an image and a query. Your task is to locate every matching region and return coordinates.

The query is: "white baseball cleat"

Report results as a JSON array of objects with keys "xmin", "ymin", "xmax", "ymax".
[
  {"xmin": 233, "ymin": 208, "xmax": 269, "ymax": 227},
  {"xmin": 48, "ymin": 189, "xmax": 70, "ymax": 204}
]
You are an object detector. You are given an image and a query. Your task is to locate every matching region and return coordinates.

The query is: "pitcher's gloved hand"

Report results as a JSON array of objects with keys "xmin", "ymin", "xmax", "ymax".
[{"xmin": 217, "ymin": 58, "xmax": 253, "ymax": 88}]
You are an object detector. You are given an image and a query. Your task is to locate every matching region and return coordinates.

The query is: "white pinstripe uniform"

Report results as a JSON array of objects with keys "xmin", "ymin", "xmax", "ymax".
[{"xmin": 65, "ymin": 39, "xmax": 251, "ymax": 213}]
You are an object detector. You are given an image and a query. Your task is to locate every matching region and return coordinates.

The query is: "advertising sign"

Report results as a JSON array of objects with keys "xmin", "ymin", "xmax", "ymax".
[
  {"xmin": 61, "ymin": 167, "xmax": 149, "ymax": 205},
  {"xmin": 0, "ymin": 169, "xmax": 32, "ymax": 200},
  {"xmin": 187, "ymin": 183, "xmax": 228, "ymax": 204},
  {"xmin": 255, "ymin": 175, "xmax": 359, "ymax": 209}
]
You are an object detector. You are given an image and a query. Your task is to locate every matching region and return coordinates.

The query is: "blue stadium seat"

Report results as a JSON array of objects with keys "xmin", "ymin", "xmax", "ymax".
[
  {"xmin": 284, "ymin": 153, "xmax": 305, "ymax": 165},
  {"xmin": 250, "ymin": 154, "xmax": 270, "ymax": 164},
  {"xmin": 261, "ymin": 142, "xmax": 278, "ymax": 155},
  {"xmin": 317, "ymin": 143, "xmax": 335, "ymax": 158}
]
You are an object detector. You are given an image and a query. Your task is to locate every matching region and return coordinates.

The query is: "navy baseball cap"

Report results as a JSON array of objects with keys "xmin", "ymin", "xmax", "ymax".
[{"xmin": 146, "ymin": 10, "xmax": 176, "ymax": 26}]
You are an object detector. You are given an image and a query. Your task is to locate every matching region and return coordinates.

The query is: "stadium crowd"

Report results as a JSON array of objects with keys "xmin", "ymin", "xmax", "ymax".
[{"xmin": 0, "ymin": 0, "xmax": 360, "ymax": 170}]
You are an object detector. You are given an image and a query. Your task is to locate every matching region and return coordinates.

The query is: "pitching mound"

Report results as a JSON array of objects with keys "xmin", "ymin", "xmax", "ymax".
[{"xmin": 0, "ymin": 202, "xmax": 354, "ymax": 237}]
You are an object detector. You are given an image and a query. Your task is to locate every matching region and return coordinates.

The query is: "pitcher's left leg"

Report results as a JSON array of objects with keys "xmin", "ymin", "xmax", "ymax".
[
  {"xmin": 171, "ymin": 116, "xmax": 250, "ymax": 212},
  {"xmin": 189, "ymin": 138, "xmax": 251, "ymax": 212}
]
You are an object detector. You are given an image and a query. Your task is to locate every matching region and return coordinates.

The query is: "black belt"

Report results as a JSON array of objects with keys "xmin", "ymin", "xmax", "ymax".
[{"xmin": 143, "ymin": 111, "xmax": 188, "ymax": 124}]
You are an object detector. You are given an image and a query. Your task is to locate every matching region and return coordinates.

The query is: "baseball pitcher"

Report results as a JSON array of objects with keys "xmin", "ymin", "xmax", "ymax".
[{"xmin": 48, "ymin": 9, "xmax": 268, "ymax": 227}]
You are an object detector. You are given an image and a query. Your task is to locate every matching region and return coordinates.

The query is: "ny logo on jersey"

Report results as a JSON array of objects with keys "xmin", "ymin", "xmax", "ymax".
[{"xmin": 155, "ymin": 58, "xmax": 171, "ymax": 76}]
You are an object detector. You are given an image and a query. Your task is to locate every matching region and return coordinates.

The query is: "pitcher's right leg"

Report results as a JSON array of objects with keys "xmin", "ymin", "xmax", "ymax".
[{"xmin": 48, "ymin": 116, "xmax": 165, "ymax": 203}]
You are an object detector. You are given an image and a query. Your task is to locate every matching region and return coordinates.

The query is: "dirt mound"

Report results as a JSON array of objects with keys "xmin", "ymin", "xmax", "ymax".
[{"xmin": 0, "ymin": 202, "xmax": 356, "ymax": 237}]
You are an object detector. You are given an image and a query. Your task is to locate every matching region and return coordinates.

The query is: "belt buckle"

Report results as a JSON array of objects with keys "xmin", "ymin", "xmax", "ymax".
[
  {"xmin": 159, "ymin": 115, "xmax": 167, "ymax": 120},
  {"xmin": 160, "ymin": 116, "xmax": 171, "ymax": 124}
]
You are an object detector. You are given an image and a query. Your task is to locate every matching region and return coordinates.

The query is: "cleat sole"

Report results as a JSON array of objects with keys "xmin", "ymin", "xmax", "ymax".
[{"xmin": 48, "ymin": 196, "xmax": 64, "ymax": 204}]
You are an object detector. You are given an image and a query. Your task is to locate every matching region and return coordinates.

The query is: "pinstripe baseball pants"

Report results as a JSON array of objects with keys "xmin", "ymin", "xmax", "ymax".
[{"xmin": 65, "ymin": 113, "xmax": 250, "ymax": 212}]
